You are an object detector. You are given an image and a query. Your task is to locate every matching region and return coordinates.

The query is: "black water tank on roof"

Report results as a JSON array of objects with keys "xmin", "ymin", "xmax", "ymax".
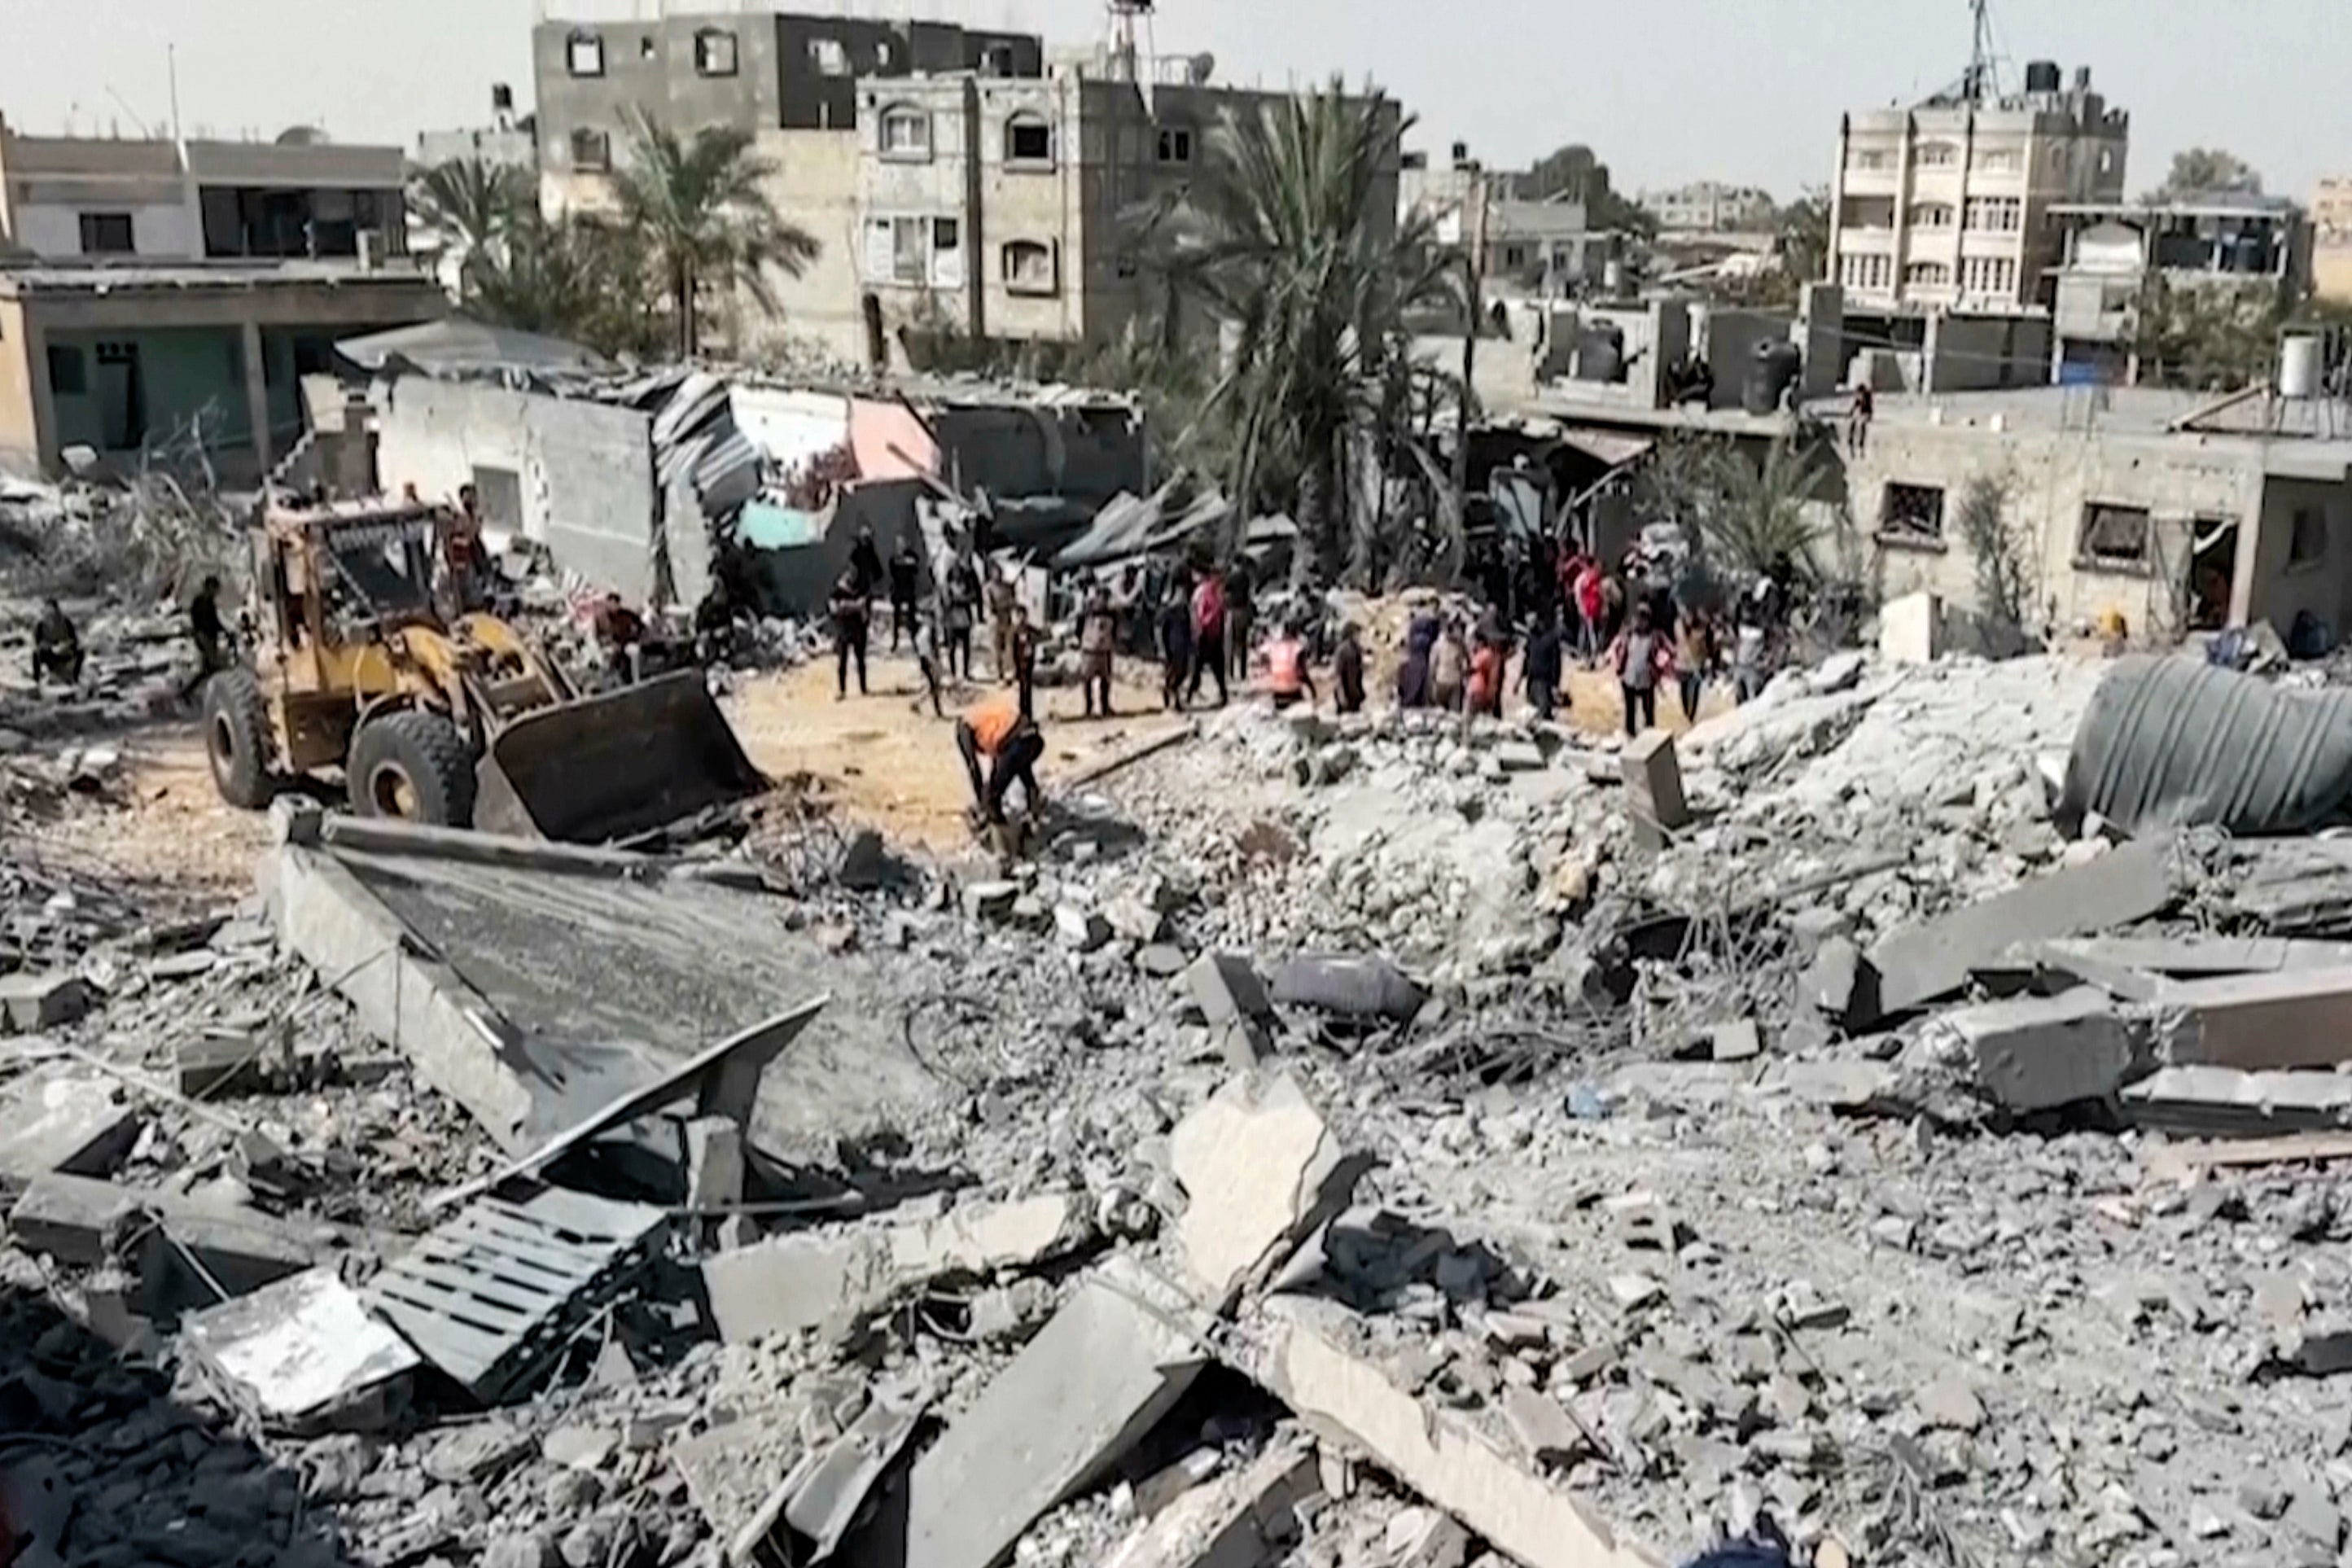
[
  {"xmin": 1745, "ymin": 341, "xmax": 1802, "ymax": 415},
  {"xmin": 2024, "ymin": 59, "xmax": 2061, "ymax": 93}
]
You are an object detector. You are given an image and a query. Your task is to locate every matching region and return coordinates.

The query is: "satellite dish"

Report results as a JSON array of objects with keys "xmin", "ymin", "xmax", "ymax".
[{"xmin": 1187, "ymin": 52, "xmax": 1215, "ymax": 84}]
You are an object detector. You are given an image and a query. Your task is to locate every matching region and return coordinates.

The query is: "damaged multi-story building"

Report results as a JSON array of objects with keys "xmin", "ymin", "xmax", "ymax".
[
  {"xmin": 529, "ymin": 7, "xmax": 1400, "ymax": 369},
  {"xmin": 0, "ymin": 113, "xmax": 444, "ymax": 480}
]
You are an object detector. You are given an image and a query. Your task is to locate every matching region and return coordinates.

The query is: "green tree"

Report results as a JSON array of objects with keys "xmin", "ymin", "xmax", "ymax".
[
  {"xmin": 1135, "ymin": 79, "xmax": 1457, "ymax": 582},
  {"xmin": 1953, "ymin": 472, "xmax": 2032, "ymax": 650},
  {"xmin": 1637, "ymin": 430, "xmax": 1833, "ymax": 582},
  {"xmin": 1775, "ymin": 190, "xmax": 1830, "ymax": 287},
  {"xmin": 408, "ymin": 156, "xmax": 532, "ymax": 298},
  {"xmin": 472, "ymin": 212, "xmax": 665, "ymax": 360},
  {"xmin": 610, "ymin": 109, "xmax": 820, "ymax": 359},
  {"xmin": 1516, "ymin": 143, "xmax": 1653, "ymax": 235},
  {"xmin": 2145, "ymin": 147, "xmax": 2263, "ymax": 202},
  {"xmin": 2126, "ymin": 275, "xmax": 2283, "ymax": 389}
]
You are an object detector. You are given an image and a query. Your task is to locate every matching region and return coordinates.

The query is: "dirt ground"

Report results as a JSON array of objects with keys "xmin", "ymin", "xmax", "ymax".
[
  {"xmin": 722, "ymin": 648, "xmax": 1189, "ymax": 850},
  {"xmin": 8, "ymin": 724, "xmax": 271, "ymax": 895}
]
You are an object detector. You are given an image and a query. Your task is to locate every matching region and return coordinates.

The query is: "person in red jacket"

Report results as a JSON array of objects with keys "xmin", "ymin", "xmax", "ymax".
[
  {"xmin": 1188, "ymin": 568, "xmax": 1229, "ymax": 707},
  {"xmin": 1610, "ymin": 600, "xmax": 1675, "ymax": 738}
]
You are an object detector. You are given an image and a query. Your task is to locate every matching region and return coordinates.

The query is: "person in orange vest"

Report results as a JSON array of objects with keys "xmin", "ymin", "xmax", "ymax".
[
  {"xmin": 955, "ymin": 690, "xmax": 1045, "ymax": 826},
  {"xmin": 1257, "ymin": 616, "xmax": 1318, "ymax": 710}
]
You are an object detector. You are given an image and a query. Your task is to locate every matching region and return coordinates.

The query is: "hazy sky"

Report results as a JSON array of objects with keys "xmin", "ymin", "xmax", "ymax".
[{"xmin": 2, "ymin": 0, "xmax": 2346, "ymax": 199}]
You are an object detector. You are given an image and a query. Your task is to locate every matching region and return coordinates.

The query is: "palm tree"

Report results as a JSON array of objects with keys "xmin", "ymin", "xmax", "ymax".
[
  {"xmin": 409, "ymin": 156, "xmax": 532, "ymax": 297},
  {"xmin": 472, "ymin": 212, "xmax": 664, "ymax": 361},
  {"xmin": 1136, "ymin": 81, "xmax": 1457, "ymax": 582},
  {"xmin": 610, "ymin": 109, "xmax": 821, "ymax": 359}
]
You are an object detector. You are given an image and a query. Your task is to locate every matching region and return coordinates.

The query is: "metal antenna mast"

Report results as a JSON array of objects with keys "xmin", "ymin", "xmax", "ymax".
[{"xmin": 1961, "ymin": 0, "xmax": 1997, "ymax": 102}]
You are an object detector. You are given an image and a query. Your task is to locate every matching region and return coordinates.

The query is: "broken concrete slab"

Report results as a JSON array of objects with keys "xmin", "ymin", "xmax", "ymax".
[
  {"xmin": 179, "ymin": 1267, "xmax": 419, "ymax": 1434},
  {"xmin": 1186, "ymin": 953, "xmax": 1272, "ymax": 1025},
  {"xmin": 1941, "ymin": 987, "xmax": 2132, "ymax": 1112},
  {"xmin": 702, "ymin": 1191, "xmax": 1087, "ymax": 1344},
  {"xmin": 1056, "ymin": 904, "xmax": 1110, "ymax": 953},
  {"xmin": 1102, "ymin": 1441, "xmax": 1319, "ymax": 1568},
  {"xmin": 1500, "ymin": 1387, "xmax": 1585, "ymax": 1465},
  {"xmin": 175, "ymin": 1034, "xmax": 269, "ymax": 1098},
  {"xmin": 668, "ymin": 1402, "xmax": 810, "ymax": 1553},
  {"xmin": 1267, "ymin": 955, "xmax": 1426, "ymax": 1023},
  {"xmin": 883, "ymin": 1255, "xmax": 1216, "ymax": 1568},
  {"xmin": 0, "ymin": 1071, "xmax": 139, "ymax": 1179},
  {"xmin": 1256, "ymin": 1297, "xmax": 1654, "ymax": 1568},
  {"xmin": 0, "ymin": 971, "xmax": 90, "ymax": 1032},
  {"xmin": 1868, "ymin": 836, "xmax": 2177, "ymax": 1020},
  {"xmin": 1708, "ymin": 1019, "xmax": 1762, "ymax": 1064},
  {"xmin": 1621, "ymin": 732, "xmax": 1690, "ymax": 850},
  {"xmin": 1877, "ymin": 590, "xmax": 1943, "ymax": 665},
  {"xmin": 780, "ymin": 1382, "xmax": 931, "ymax": 1563},
  {"xmin": 684, "ymin": 1117, "xmax": 744, "ymax": 1213},
  {"xmin": 2122, "ymin": 1066, "xmax": 2352, "ymax": 1137},
  {"xmin": 7, "ymin": 1172, "xmax": 331, "ymax": 1294},
  {"xmin": 2153, "ymin": 965, "xmax": 2352, "ymax": 1071},
  {"xmin": 1169, "ymin": 1072, "xmax": 1366, "ymax": 1309},
  {"xmin": 1760, "ymin": 1059, "xmax": 1904, "ymax": 1113},
  {"xmin": 963, "ymin": 882, "xmax": 1020, "ymax": 922},
  {"xmin": 2043, "ymin": 935, "xmax": 2352, "ymax": 977}
]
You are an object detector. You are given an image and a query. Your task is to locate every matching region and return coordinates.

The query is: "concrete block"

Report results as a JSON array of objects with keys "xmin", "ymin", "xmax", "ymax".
[
  {"xmin": 961, "ymin": 881, "xmax": 1020, "ymax": 922},
  {"xmin": 1500, "ymin": 1387, "xmax": 1585, "ymax": 1465},
  {"xmin": 1104, "ymin": 893, "xmax": 1168, "ymax": 945},
  {"xmin": 684, "ymin": 1117, "xmax": 743, "ymax": 1212},
  {"xmin": 887, "ymin": 1256, "xmax": 1216, "ymax": 1568},
  {"xmin": 837, "ymin": 829, "xmax": 891, "ymax": 891},
  {"xmin": 1186, "ymin": 953, "xmax": 1272, "ymax": 1026},
  {"xmin": 7, "ymin": 1172, "xmax": 328, "ymax": 1302},
  {"xmin": 0, "ymin": 1072, "xmax": 139, "ymax": 1178},
  {"xmin": 1943, "ymin": 987, "xmax": 2131, "ymax": 1111},
  {"xmin": 1258, "ymin": 1299, "xmax": 1651, "ymax": 1568},
  {"xmin": 2155, "ymin": 966, "xmax": 2352, "ymax": 1071},
  {"xmin": 0, "ymin": 972, "xmax": 90, "ymax": 1032},
  {"xmin": 1493, "ymin": 741, "xmax": 1547, "ymax": 774},
  {"xmin": 177, "ymin": 1034, "xmax": 268, "ymax": 1098},
  {"xmin": 1877, "ymin": 590, "xmax": 1943, "ymax": 664},
  {"xmin": 2122, "ymin": 1066, "xmax": 2352, "ymax": 1137},
  {"xmin": 1708, "ymin": 1020, "xmax": 1762, "ymax": 1063},
  {"xmin": 1103, "ymin": 1442, "xmax": 1319, "ymax": 1568},
  {"xmin": 1620, "ymin": 732, "xmax": 1690, "ymax": 847},
  {"xmin": 703, "ymin": 1190, "xmax": 1085, "ymax": 1343},
  {"xmin": 1170, "ymin": 1072, "xmax": 1364, "ymax": 1308},
  {"xmin": 1868, "ymin": 837, "xmax": 2176, "ymax": 1021},
  {"xmin": 1763, "ymin": 1059, "xmax": 1901, "ymax": 1111},
  {"xmin": 179, "ymin": 1266, "xmax": 418, "ymax": 1433},
  {"xmin": 1056, "ymin": 904, "xmax": 1111, "ymax": 953}
]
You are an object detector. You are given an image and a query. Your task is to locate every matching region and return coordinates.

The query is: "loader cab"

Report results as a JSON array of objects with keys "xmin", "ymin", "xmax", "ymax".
[{"xmin": 256, "ymin": 500, "xmax": 445, "ymax": 692}]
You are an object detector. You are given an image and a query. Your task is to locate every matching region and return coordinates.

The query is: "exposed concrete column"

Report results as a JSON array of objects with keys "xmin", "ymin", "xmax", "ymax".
[
  {"xmin": 19, "ymin": 309, "xmax": 61, "ymax": 475},
  {"xmin": 240, "ymin": 318, "xmax": 273, "ymax": 472}
]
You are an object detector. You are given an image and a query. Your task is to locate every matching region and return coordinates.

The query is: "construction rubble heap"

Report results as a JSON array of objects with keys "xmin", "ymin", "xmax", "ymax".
[{"xmin": 12, "ymin": 648, "xmax": 2352, "ymax": 1568}]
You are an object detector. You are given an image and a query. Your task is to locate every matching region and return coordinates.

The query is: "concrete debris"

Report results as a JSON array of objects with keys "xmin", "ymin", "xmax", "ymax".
[
  {"xmin": 0, "ymin": 970, "xmax": 90, "ymax": 1031},
  {"xmin": 702, "ymin": 1190, "xmax": 1087, "ymax": 1343},
  {"xmin": 1102, "ymin": 1440, "xmax": 1319, "ymax": 1568},
  {"xmin": 1170, "ymin": 1071, "xmax": 1364, "ymax": 1307},
  {"xmin": 1876, "ymin": 590, "xmax": 1944, "ymax": 665},
  {"xmin": 1267, "ymin": 954, "xmax": 1426, "ymax": 1022},
  {"xmin": 1620, "ymin": 731, "xmax": 1691, "ymax": 849},
  {"xmin": 878, "ymin": 1255, "xmax": 1217, "ymax": 1568},
  {"xmin": 1868, "ymin": 835, "xmax": 2177, "ymax": 1020},
  {"xmin": 8, "ymin": 1170, "xmax": 330, "ymax": 1294},
  {"xmin": 0, "ymin": 1071, "xmax": 139, "ymax": 1177},
  {"xmin": 178, "ymin": 1267, "xmax": 420, "ymax": 1433},
  {"xmin": 1940, "ymin": 987, "xmax": 2133, "ymax": 1111},
  {"xmin": 1185, "ymin": 952, "xmax": 1273, "ymax": 1025},
  {"xmin": 2122, "ymin": 1065, "xmax": 2352, "ymax": 1137},
  {"xmin": 778, "ymin": 1381, "xmax": 932, "ymax": 1562},
  {"xmin": 2153, "ymin": 965, "xmax": 2352, "ymax": 1071}
]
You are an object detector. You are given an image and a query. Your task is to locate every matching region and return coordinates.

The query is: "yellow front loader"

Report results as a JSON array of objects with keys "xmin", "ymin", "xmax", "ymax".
[{"xmin": 203, "ymin": 500, "xmax": 764, "ymax": 843}]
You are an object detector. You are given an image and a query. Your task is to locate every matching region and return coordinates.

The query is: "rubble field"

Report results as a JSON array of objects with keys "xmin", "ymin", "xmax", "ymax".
[{"xmin": 8, "ymin": 629, "xmax": 2352, "ymax": 1568}]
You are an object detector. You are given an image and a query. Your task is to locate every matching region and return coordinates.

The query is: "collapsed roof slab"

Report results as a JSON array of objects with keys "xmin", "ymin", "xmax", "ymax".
[{"xmin": 265, "ymin": 826, "xmax": 948, "ymax": 1164}]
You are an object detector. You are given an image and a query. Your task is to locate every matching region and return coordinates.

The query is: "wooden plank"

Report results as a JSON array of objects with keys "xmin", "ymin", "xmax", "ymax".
[
  {"xmin": 378, "ymin": 1257, "xmax": 556, "ymax": 1318},
  {"xmin": 366, "ymin": 1296, "xmax": 513, "ymax": 1382},
  {"xmin": 414, "ymin": 1229, "xmax": 589, "ymax": 1285}
]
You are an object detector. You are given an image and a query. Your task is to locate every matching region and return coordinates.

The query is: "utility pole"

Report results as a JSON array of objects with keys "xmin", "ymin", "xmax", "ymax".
[{"xmin": 1453, "ymin": 166, "xmax": 1487, "ymax": 530}]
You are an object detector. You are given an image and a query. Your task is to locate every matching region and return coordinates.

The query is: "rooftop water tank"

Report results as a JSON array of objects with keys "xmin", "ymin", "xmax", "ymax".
[
  {"xmin": 2023, "ymin": 59, "xmax": 2061, "ymax": 93},
  {"xmin": 2281, "ymin": 335, "xmax": 2324, "ymax": 399}
]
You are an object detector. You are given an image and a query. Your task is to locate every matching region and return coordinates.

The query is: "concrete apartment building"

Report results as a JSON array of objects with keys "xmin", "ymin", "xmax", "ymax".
[
  {"xmin": 1829, "ymin": 61, "xmax": 2127, "ymax": 316},
  {"xmin": 531, "ymin": 9, "xmax": 1399, "ymax": 367},
  {"xmin": 1640, "ymin": 180, "xmax": 1775, "ymax": 234},
  {"xmin": 0, "ymin": 116, "xmax": 444, "ymax": 479},
  {"xmin": 2313, "ymin": 176, "xmax": 2352, "ymax": 304},
  {"xmin": 1402, "ymin": 151, "xmax": 1605, "ymax": 300},
  {"xmin": 2048, "ymin": 195, "xmax": 2310, "ymax": 383}
]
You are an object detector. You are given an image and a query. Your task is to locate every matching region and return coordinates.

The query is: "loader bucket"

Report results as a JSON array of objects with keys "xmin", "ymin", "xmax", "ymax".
[{"xmin": 472, "ymin": 670, "xmax": 768, "ymax": 843}]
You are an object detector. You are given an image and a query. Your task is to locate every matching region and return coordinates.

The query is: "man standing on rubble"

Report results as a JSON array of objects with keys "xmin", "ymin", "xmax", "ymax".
[
  {"xmin": 848, "ymin": 525, "xmax": 885, "ymax": 600},
  {"xmin": 887, "ymin": 533, "xmax": 923, "ymax": 651},
  {"xmin": 829, "ymin": 567, "xmax": 870, "ymax": 700},
  {"xmin": 941, "ymin": 547, "xmax": 979, "ymax": 681},
  {"xmin": 1524, "ymin": 603, "xmax": 1564, "ymax": 722},
  {"xmin": 180, "ymin": 576, "xmax": 231, "ymax": 700},
  {"xmin": 1430, "ymin": 618, "xmax": 1469, "ymax": 712},
  {"xmin": 1158, "ymin": 568, "xmax": 1194, "ymax": 712},
  {"xmin": 1611, "ymin": 600, "xmax": 1673, "ymax": 736},
  {"xmin": 986, "ymin": 563, "xmax": 1019, "ymax": 685},
  {"xmin": 1189, "ymin": 566, "xmax": 1229, "ymax": 707},
  {"xmin": 32, "ymin": 598, "xmax": 82, "ymax": 688},
  {"xmin": 1011, "ymin": 601, "xmax": 1040, "ymax": 720},
  {"xmin": 1224, "ymin": 560, "xmax": 1256, "ymax": 688},
  {"xmin": 1080, "ymin": 583, "xmax": 1118, "ymax": 720},
  {"xmin": 957, "ymin": 690, "xmax": 1045, "ymax": 826},
  {"xmin": 1334, "ymin": 621, "xmax": 1367, "ymax": 715}
]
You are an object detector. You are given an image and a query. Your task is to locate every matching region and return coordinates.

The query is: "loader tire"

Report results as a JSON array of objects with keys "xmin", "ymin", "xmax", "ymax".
[
  {"xmin": 203, "ymin": 668, "xmax": 276, "ymax": 810},
  {"xmin": 349, "ymin": 710, "xmax": 477, "ymax": 829}
]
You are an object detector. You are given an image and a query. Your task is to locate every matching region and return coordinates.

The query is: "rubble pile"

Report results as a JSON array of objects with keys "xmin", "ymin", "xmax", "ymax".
[{"xmin": 14, "ymin": 643, "xmax": 2352, "ymax": 1568}]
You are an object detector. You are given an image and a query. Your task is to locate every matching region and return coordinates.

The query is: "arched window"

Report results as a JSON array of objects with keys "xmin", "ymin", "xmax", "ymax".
[
  {"xmin": 879, "ymin": 105, "xmax": 931, "ymax": 160},
  {"xmin": 1005, "ymin": 113, "xmax": 1053, "ymax": 167}
]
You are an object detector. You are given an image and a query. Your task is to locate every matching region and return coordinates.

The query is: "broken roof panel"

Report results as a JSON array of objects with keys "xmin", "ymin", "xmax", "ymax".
[{"xmin": 338, "ymin": 318, "xmax": 611, "ymax": 379}]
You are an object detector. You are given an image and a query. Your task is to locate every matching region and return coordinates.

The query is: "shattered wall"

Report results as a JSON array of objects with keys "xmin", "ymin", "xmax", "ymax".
[{"xmin": 373, "ymin": 377, "xmax": 659, "ymax": 598}]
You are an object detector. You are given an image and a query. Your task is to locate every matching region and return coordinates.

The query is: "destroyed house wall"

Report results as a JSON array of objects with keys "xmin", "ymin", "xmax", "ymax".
[
  {"xmin": 373, "ymin": 377, "xmax": 659, "ymax": 598},
  {"xmin": 1845, "ymin": 416, "xmax": 2270, "ymax": 639},
  {"xmin": 2248, "ymin": 474, "xmax": 2352, "ymax": 641}
]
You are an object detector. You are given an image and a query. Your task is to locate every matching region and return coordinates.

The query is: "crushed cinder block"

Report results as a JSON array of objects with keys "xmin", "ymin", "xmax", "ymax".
[
  {"xmin": 1257, "ymin": 1297, "xmax": 1649, "ymax": 1568},
  {"xmin": 179, "ymin": 1266, "xmax": 419, "ymax": 1434},
  {"xmin": 0, "ymin": 1071, "xmax": 139, "ymax": 1179},
  {"xmin": 1186, "ymin": 953, "xmax": 1272, "ymax": 1025},
  {"xmin": 1621, "ymin": 731, "xmax": 1691, "ymax": 849},
  {"xmin": 0, "ymin": 972, "xmax": 90, "ymax": 1032},
  {"xmin": 1103, "ymin": 1440, "xmax": 1319, "ymax": 1568},
  {"xmin": 8, "ymin": 1172, "xmax": 329, "ymax": 1298},
  {"xmin": 1170, "ymin": 1071, "xmax": 1366, "ymax": 1308},
  {"xmin": 1799, "ymin": 938, "xmax": 1872, "ymax": 1025},
  {"xmin": 703, "ymin": 1190, "xmax": 1086, "ymax": 1344},
  {"xmin": 1942, "ymin": 987, "xmax": 2132, "ymax": 1111},
  {"xmin": 1868, "ymin": 837, "xmax": 2176, "ymax": 1021},
  {"xmin": 879, "ymin": 1255, "xmax": 1217, "ymax": 1568},
  {"xmin": 2153, "ymin": 965, "xmax": 2352, "ymax": 1071}
]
